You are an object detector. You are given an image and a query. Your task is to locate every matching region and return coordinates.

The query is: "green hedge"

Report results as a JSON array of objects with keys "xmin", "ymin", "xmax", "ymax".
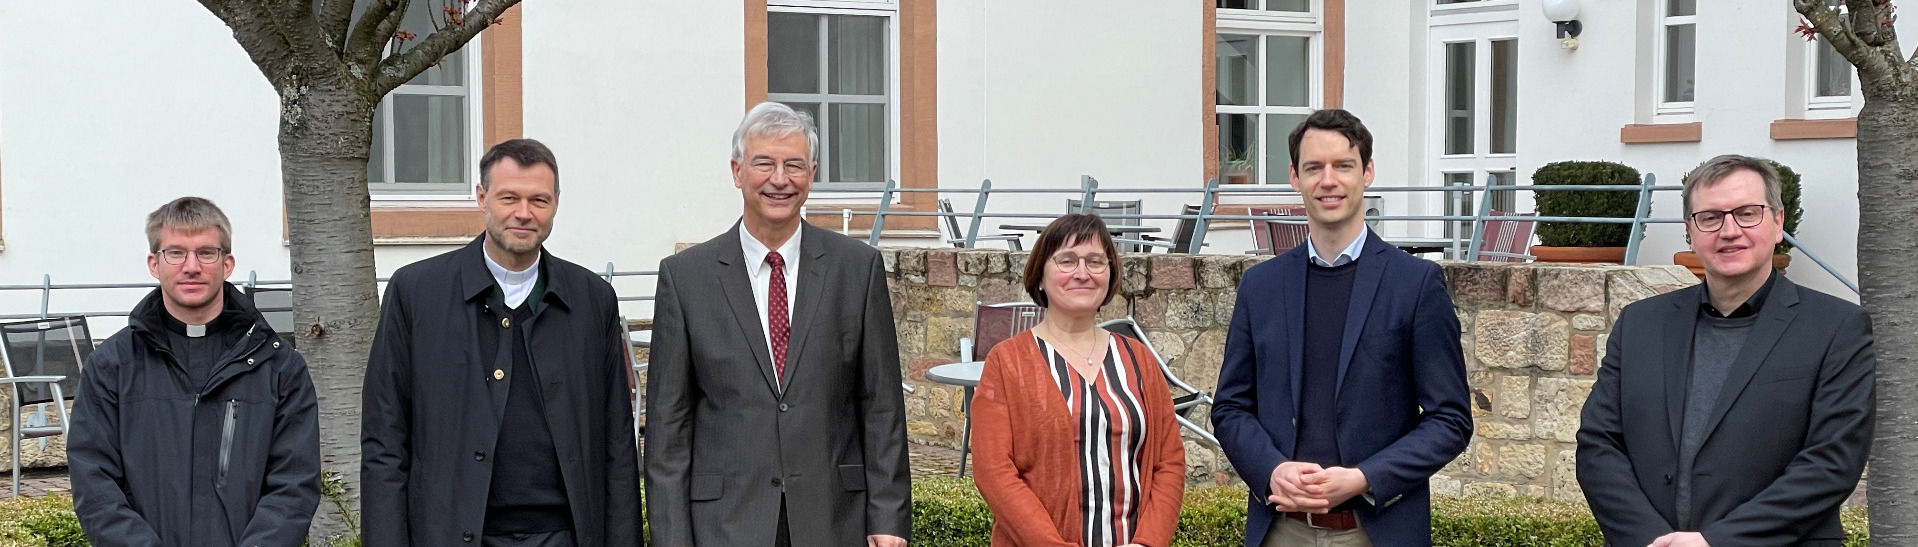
[
  {"xmin": 1532, "ymin": 161, "xmax": 1642, "ymax": 247},
  {"xmin": 11, "ymin": 480, "xmax": 1871, "ymax": 546},
  {"xmin": 912, "ymin": 477, "xmax": 1870, "ymax": 546},
  {"xmin": 1769, "ymin": 160, "xmax": 1805, "ymax": 254}
]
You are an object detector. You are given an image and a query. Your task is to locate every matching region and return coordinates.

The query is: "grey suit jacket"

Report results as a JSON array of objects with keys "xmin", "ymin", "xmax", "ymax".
[
  {"xmin": 645, "ymin": 221, "xmax": 911, "ymax": 547},
  {"xmin": 1576, "ymin": 273, "xmax": 1874, "ymax": 546}
]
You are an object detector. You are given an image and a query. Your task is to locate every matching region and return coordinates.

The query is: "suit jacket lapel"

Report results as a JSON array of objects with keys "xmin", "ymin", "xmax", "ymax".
[
  {"xmin": 1283, "ymin": 248, "xmax": 1308, "ymax": 417},
  {"xmin": 1662, "ymin": 292, "xmax": 1695, "ymax": 451},
  {"xmin": 779, "ymin": 224, "xmax": 830, "ymax": 392},
  {"xmin": 714, "ymin": 224, "xmax": 782, "ymax": 395},
  {"xmin": 1334, "ymin": 233, "xmax": 1389, "ymax": 397},
  {"xmin": 1695, "ymin": 278, "xmax": 1799, "ymax": 450}
]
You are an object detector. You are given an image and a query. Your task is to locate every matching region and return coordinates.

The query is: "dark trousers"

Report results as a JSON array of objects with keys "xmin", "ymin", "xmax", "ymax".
[{"xmin": 482, "ymin": 529, "xmax": 576, "ymax": 547}]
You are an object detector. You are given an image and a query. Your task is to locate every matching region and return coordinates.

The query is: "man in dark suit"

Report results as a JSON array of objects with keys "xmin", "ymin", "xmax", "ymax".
[
  {"xmin": 645, "ymin": 102, "xmax": 911, "ymax": 547},
  {"xmin": 1211, "ymin": 109, "xmax": 1473, "ymax": 547},
  {"xmin": 1577, "ymin": 154, "xmax": 1873, "ymax": 547},
  {"xmin": 362, "ymin": 139, "xmax": 642, "ymax": 546}
]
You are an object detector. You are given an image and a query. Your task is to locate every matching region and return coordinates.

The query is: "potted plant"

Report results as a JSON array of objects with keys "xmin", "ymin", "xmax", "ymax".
[
  {"xmin": 1530, "ymin": 160, "xmax": 1642, "ymax": 264},
  {"xmin": 1222, "ymin": 147, "xmax": 1255, "ymax": 185},
  {"xmin": 1674, "ymin": 160, "xmax": 1803, "ymax": 278}
]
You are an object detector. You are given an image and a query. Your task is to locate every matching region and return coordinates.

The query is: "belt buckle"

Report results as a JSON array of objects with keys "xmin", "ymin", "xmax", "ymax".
[{"xmin": 1304, "ymin": 512, "xmax": 1333, "ymax": 530}]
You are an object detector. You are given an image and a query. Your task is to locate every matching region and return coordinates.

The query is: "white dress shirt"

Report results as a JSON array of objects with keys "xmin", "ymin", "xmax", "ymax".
[
  {"xmin": 740, "ymin": 221, "xmax": 802, "ymax": 375},
  {"xmin": 1304, "ymin": 224, "xmax": 1370, "ymax": 267},
  {"xmin": 482, "ymin": 249, "xmax": 542, "ymax": 308}
]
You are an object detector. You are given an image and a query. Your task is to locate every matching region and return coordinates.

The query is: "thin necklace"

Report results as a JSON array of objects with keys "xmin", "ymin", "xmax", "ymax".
[{"xmin": 1042, "ymin": 324, "xmax": 1105, "ymax": 368}]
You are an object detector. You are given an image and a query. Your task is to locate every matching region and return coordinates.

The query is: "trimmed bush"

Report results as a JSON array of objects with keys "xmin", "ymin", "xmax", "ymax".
[
  {"xmin": 912, "ymin": 478, "xmax": 1871, "ymax": 546},
  {"xmin": 1770, "ymin": 160, "xmax": 1805, "ymax": 254},
  {"xmin": 1533, "ymin": 161, "xmax": 1642, "ymax": 247}
]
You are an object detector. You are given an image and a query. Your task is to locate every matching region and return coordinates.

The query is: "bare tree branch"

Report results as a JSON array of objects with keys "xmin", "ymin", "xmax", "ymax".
[
  {"xmin": 345, "ymin": 0, "xmax": 411, "ymax": 75},
  {"xmin": 198, "ymin": 0, "xmax": 300, "ymax": 88},
  {"xmin": 1796, "ymin": 0, "xmax": 1906, "ymax": 84},
  {"xmin": 319, "ymin": 0, "xmax": 357, "ymax": 55},
  {"xmin": 259, "ymin": 0, "xmax": 349, "ymax": 73},
  {"xmin": 371, "ymin": 0, "xmax": 519, "ymax": 96}
]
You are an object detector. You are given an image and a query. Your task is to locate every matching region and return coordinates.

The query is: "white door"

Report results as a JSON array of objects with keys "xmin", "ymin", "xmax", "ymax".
[{"xmin": 1427, "ymin": 2, "xmax": 1520, "ymax": 241}]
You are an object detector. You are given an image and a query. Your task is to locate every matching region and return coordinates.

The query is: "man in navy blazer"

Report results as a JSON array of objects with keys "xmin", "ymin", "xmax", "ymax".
[{"xmin": 1212, "ymin": 109, "xmax": 1473, "ymax": 547}]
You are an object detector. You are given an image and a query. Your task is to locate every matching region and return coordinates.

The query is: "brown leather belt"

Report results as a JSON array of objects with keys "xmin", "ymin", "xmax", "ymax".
[{"xmin": 1284, "ymin": 510, "xmax": 1360, "ymax": 531}]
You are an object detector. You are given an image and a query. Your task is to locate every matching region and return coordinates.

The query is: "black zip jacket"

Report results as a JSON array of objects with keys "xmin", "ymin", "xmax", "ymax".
[{"xmin": 69, "ymin": 283, "xmax": 321, "ymax": 546}]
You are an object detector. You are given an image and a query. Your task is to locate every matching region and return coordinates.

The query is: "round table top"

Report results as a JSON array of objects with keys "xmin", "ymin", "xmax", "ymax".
[
  {"xmin": 629, "ymin": 330, "xmax": 651, "ymax": 347},
  {"xmin": 999, "ymin": 223, "xmax": 1160, "ymax": 233},
  {"xmin": 927, "ymin": 361, "xmax": 984, "ymax": 387}
]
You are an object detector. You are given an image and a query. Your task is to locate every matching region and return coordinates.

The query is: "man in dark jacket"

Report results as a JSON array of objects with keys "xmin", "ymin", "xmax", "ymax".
[
  {"xmin": 362, "ymin": 138, "xmax": 642, "ymax": 546},
  {"xmin": 69, "ymin": 196, "xmax": 321, "ymax": 546}
]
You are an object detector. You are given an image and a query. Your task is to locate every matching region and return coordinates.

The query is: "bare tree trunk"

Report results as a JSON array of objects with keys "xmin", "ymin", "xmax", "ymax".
[
  {"xmin": 1860, "ymin": 94, "xmax": 1918, "ymax": 544},
  {"xmin": 278, "ymin": 81, "xmax": 381, "ymax": 543}
]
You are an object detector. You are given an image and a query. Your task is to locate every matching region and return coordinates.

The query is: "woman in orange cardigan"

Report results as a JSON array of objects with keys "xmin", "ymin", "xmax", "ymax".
[{"xmin": 971, "ymin": 214, "xmax": 1187, "ymax": 547}]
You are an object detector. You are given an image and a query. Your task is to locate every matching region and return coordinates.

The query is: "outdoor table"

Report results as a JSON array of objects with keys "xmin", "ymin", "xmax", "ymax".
[
  {"xmin": 998, "ymin": 223, "xmax": 1161, "ymax": 237},
  {"xmin": 629, "ymin": 329, "xmax": 651, "ymax": 348},
  {"xmin": 1388, "ymin": 237, "xmax": 1457, "ymax": 256},
  {"xmin": 926, "ymin": 361, "xmax": 984, "ymax": 477}
]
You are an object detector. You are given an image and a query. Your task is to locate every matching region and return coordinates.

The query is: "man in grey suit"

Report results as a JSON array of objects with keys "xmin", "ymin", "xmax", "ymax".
[
  {"xmin": 1577, "ymin": 154, "xmax": 1873, "ymax": 547},
  {"xmin": 645, "ymin": 102, "xmax": 911, "ymax": 547}
]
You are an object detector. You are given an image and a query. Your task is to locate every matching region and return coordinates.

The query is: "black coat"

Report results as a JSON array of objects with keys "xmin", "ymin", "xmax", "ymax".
[
  {"xmin": 362, "ymin": 238, "xmax": 641, "ymax": 546},
  {"xmin": 70, "ymin": 284, "xmax": 321, "ymax": 546}
]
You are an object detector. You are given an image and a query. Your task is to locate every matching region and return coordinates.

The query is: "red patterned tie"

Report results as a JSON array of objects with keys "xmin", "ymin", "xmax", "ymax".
[{"xmin": 767, "ymin": 251, "xmax": 790, "ymax": 383}]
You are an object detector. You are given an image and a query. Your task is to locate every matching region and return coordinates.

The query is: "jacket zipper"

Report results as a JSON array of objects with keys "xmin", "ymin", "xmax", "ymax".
[{"xmin": 218, "ymin": 399, "xmax": 238, "ymax": 486}]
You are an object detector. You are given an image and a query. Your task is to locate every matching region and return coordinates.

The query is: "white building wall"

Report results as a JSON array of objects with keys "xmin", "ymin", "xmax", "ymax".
[
  {"xmin": 1341, "ymin": 0, "xmax": 1424, "ymax": 239},
  {"xmin": 938, "ymin": 0, "xmax": 1202, "ymax": 230}
]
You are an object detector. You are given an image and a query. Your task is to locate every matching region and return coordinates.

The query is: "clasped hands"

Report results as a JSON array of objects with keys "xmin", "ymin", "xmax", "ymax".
[{"xmin": 1266, "ymin": 461, "xmax": 1369, "ymax": 513}]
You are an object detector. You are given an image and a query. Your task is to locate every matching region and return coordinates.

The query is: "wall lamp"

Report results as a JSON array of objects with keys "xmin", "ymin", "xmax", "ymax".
[{"xmin": 1542, "ymin": 0, "xmax": 1583, "ymax": 50}]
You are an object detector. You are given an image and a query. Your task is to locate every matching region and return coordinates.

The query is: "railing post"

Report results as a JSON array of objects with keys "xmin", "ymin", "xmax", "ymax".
[
  {"xmin": 1782, "ymin": 232, "xmax": 1861, "ymax": 294},
  {"xmin": 1466, "ymin": 174, "xmax": 1497, "ymax": 261},
  {"xmin": 604, "ymin": 262, "xmax": 616, "ymax": 284},
  {"xmin": 869, "ymin": 179, "xmax": 898, "ymax": 246},
  {"xmin": 1078, "ymin": 175, "xmax": 1099, "ymax": 213},
  {"xmin": 1624, "ymin": 173, "xmax": 1656, "ymax": 266},
  {"xmin": 39, "ymin": 274, "xmax": 51, "ymax": 319},
  {"xmin": 842, "ymin": 210, "xmax": 853, "ymax": 234},
  {"xmin": 1187, "ymin": 178, "xmax": 1221, "ymax": 254},
  {"xmin": 964, "ymin": 179, "xmax": 993, "ymax": 248}
]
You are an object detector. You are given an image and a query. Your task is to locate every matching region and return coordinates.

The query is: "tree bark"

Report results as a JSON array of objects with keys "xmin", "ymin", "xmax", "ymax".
[
  {"xmin": 278, "ymin": 74, "xmax": 381, "ymax": 543},
  {"xmin": 1859, "ymin": 94, "xmax": 1918, "ymax": 545}
]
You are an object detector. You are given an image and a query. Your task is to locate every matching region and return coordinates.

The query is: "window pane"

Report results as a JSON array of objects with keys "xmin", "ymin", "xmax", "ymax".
[
  {"xmin": 1444, "ymin": 42, "xmax": 1475, "ymax": 155},
  {"xmin": 1664, "ymin": 24, "xmax": 1695, "ymax": 102},
  {"xmin": 1265, "ymin": 36, "xmax": 1311, "ymax": 107},
  {"xmin": 1667, "ymin": 0, "xmax": 1695, "ymax": 17},
  {"xmin": 769, "ymin": 12, "xmax": 821, "ymax": 94},
  {"xmin": 1491, "ymin": 39, "xmax": 1517, "ymax": 154},
  {"xmin": 1815, "ymin": 38, "xmax": 1852, "ymax": 97},
  {"xmin": 829, "ymin": 16, "xmax": 887, "ymax": 95},
  {"xmin": 829, "ymin": 103, "xmax": 887, "ymax": 183},
  {"xmin": 369, "ymin": 104, "xmax": 387, "ymax": 183},
  {"xmin": 1217, "ymin": 113, "xmax": 1258, "ymax": 184},
  {"xmin": 1489, "ymin": 171, "xmax": 1516, "ymax": 212},
  {"xmin": 1216, "ymin": 34, "xmax": 1259, "ymax": 106},
  {"xmin": 1217, "ymin": 0, "xmax": 1253, "ymax": 9},
  {"xmin": 1264, "ymin": 113, "xmax": 1307, "ymax": 185},
  {"xmin": 1267, "ymin": 0, "xmax": 1309, "ymax": 11},
  {"xmin": 1444, "ymin": 172, "xmax": 1474, "ymax": 239},
  {"xmin": 392, "ymin": 95, "xmax": 467, "ymax": 184}
]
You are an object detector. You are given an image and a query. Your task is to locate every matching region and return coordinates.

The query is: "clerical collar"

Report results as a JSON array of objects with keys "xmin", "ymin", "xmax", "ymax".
[{"xmin": 483, "ymin": 249, "xmax": 542, "ymax": 309}]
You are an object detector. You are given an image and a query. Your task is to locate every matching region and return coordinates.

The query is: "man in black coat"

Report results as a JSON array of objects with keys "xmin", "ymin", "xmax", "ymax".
[
  {"xmin": 362, "ymin": 139, "xmax": 642, "ymax": 546},
  {"xmin": 70, "ymin": 197, "xmax": 321, "ymax": 546},
  {"xmin": 1577, "ymin": 155, "xmax": 1874, "ymax": 547}
]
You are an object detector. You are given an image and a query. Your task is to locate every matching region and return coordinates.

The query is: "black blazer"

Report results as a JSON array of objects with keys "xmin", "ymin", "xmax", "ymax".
[
  {"xmin": 1576, "ymin": 274, "xmax": 1873, "ymax": 546},
  {"xmin": 645, "ymin": 222, "xmax": 911, "ymax": 547},
  {"xmin": 361, "ymin": 238, "xmax": 642, "ymax": 546}
]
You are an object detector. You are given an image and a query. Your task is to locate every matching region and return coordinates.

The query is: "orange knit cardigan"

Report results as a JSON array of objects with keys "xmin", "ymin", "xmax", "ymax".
[{"xmin": 970, "ymin": 330, "xmax": 1187, "ymax": 547}]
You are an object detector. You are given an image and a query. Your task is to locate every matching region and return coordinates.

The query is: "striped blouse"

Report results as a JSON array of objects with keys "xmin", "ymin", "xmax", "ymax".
[{"xmin": 1036, "ymin": 333, "xmax": 1150, "ymax": 547}]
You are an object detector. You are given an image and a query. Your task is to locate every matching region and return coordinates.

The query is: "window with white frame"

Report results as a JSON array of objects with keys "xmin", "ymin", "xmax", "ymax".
[
  {"xmin": 1216, "ymin": 1, "xmax": 1321, "ymax": 185},
  {"xmin": 768, "ymin": 1, "xmax": 896, "ymax": 188},
  {"xmin": 366, "ymin": 1, "xmax": 482, "ymax": 196},
  {"xmin": 1657, "ymin": 0, "xmax": 1697, "ymax": 114},
  {"xmin": 1807, "ymin": 0, "xmax": 1855, "ymax": 111}
]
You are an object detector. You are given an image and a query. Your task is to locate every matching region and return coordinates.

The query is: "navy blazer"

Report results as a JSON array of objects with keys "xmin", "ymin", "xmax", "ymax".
[{"xmin": 1211, "ymin": 231, "xmax": 1472, "ymax": 547}]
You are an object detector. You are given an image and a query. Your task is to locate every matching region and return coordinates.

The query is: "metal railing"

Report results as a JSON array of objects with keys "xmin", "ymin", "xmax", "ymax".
[{"xmin": 806, "ymin": 173, "xmax": 1858, "ymax": 294}]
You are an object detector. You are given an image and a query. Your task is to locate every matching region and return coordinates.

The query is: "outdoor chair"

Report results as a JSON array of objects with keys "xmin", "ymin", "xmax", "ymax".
[
  {"xmin": 242, "ymin": 285, "xmax": 296, "ymax": 349},
  {"xmin": 1249, "ymin": 206, "xmax": 1310, "ymax": 256},
  {"xmin": 951, "ymin": 301, "xmax": 1044, "ymax": 476},
  {"xmin": 1066, "ymin": 199, "xmax": 1146, "ymax": 252},
  {"xmin": 1128, "ymin": 204, "xmax": 1210, "ymax": 253},
  {"xmin": 1471, "ymin": 210, "xmax": 1538, "ymax": 262},
  {"xmin": 939, "ymin": 198, "xmax": 1023, "ymax": 250},
  {"xmin": 1098, "ymin": 317, "xmax": 1221, "ymax": 449},
  {"xmin": 0, "ymin": 316, "xmax": 92, "ymax": 497}
]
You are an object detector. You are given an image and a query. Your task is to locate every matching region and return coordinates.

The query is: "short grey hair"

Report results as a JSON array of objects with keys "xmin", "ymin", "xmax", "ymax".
[
  {"xmin": 731, "ymin": 102, "xmax": 819, "ymax": 164},
  {"xmin": 1681, "ymin": 154, "xmax": 1783, "ymax": 215}
]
